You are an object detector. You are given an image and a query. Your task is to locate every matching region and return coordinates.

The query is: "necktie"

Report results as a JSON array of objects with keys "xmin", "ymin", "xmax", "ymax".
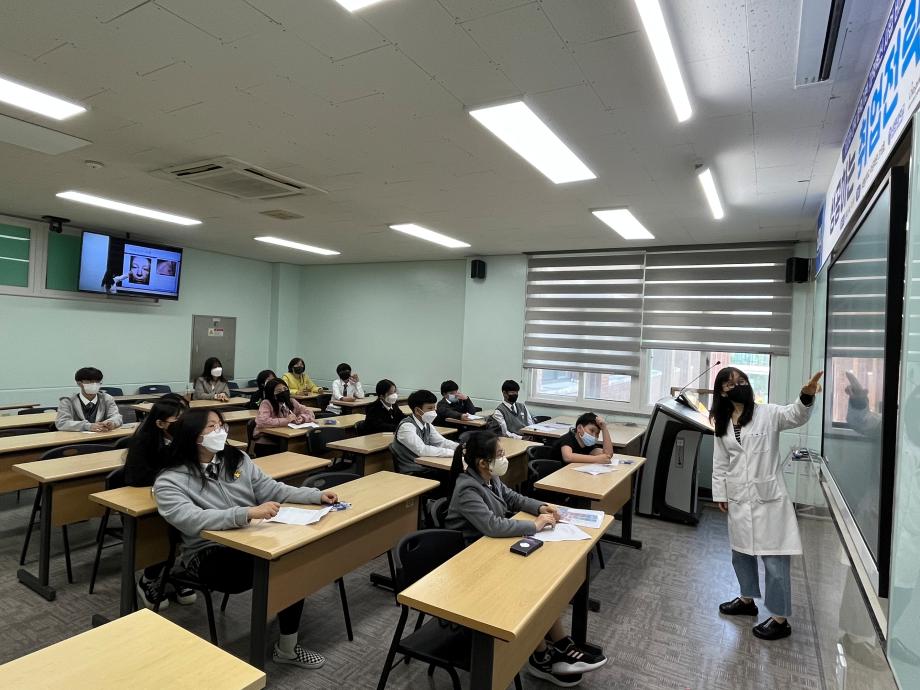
[
  {"xmin": 204, "ymin": 458, "xmax": 222, "ymax": 479},
  {"xmin": 86, "ymin": 402, "xmax": 97, "ymax": 420},
  {"xmin": 422, "ymin": 424, "xmax": 431, "ymax": 444}
]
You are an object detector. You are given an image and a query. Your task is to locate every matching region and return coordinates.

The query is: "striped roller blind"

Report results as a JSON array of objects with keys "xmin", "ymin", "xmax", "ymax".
[
  {"xmin": 642, "ymin": 245, "xmax": 794, "ymax": 355},
  {"xmin": 827, "ymin": 236, "xmax": 889, "ymax": 360},
  {"xmin": 524, "ymin": 252, "xmax": 645, "ymax": 375}
]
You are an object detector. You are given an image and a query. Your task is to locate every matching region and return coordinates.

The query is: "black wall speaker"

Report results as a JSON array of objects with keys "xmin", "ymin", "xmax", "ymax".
[
  {"xmin": 471, "ymin": 259, "xmax": 486, "ymax": 280},
  {"xmin": 785, "ymin": 256, "xmax": 810, "ymax": 283}
]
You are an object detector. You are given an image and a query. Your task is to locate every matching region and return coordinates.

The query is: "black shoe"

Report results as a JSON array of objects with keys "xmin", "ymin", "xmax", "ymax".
[
  {"xmin": 753, "ymin": 617, "xmax": 792, "ymax": 640},
  {"xmin": 136, "ymin": 575, "xmax": 168, "ymax": 611},
  {"xmin": 719, "ymin": 597, "xmax": 758, "ymax": 616},
  {"xmin": 550, "ymin": 637, "xmax": 607, "ymax": 674},
  {"xmin": 527, "ymin": 651, "xmax": 583, "ymax": 687}
]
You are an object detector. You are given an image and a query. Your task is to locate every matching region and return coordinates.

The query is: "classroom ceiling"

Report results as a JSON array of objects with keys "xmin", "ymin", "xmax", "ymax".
[{"xmin": 0, "ymin": 0, "xmax": 889, "ymax": 264}]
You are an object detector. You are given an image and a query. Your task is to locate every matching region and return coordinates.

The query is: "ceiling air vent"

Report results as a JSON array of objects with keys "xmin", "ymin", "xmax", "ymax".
[
  {"xmin": 795, "ymin": 0, "xmax": 847, "ymax": 85},
  {"xmin": 153, "ymin": 156, "xmax": 327, "ymax": 200},
  {"xmin": 259, "ymin": 209, "xmax": 304, "ymax": 220}
]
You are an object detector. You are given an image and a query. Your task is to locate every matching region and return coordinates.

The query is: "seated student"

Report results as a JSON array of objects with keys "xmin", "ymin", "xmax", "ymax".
[
  {"xmin": 491, "ymin": 379, "xmax": 535, "ymax": 439},
  {"xmin": 435, "ymin": 380, "xmax": 478, "ymax": 424},
  {"xmin": 154, "ymin": 409, "xmax": 337, "ymax": 669},
  {"xmin": 389, "ymin": 389, "xmax": 458, "ymax": 476},
  {"xmin": 255, "ymin": 378, "xmax": 315, "ymax": 449},
  {"xmin": 193, "ymin": 357, "xmax": 230, "ymax": 401},
  {"xmin": 56, "ymin": 367, "xmax": 123, "ymax": 432},
  {"xmin": 553, "ymin": 412, "xmax": 614, "ymax": 464},
  {"xmin": 326, "ymin": 363, "xmax": 364, "ymax": 415},
  {"xmin": 445, "ymin": 431, "xmax": 607, "ymax": 686},
  {"xmin": 247, "ymin": 369, "xmax": 277, "ymax": 409},
  {"xmin": 282, "ymin": 357, "xmax": 322, "ymax": 396},
  {"xmin": 123, "ymin": 397, "xmax": 196, "ymax": 610},
  {"xmin": 363, "ymin": 379, "xmax": 405, "ymax": 434}
]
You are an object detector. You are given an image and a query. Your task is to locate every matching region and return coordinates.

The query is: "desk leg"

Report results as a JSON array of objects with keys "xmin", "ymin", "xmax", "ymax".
[
  {"xmin": 370, "ymin": 495, "xmax": 425, "ymax": 595},
  {"xmin": 469, "ymin": 630, "xmax": 494, "ymax": 690},
  {"xmin": 571, "ymin": 559, "xmax": 603, "ymax": 657},
  {"xmin": 250, "ymin": 558, "xmax": 270, "ymax": 670},
  {"xmin": 600, "ymin": 474, "xmax": 643, "ymax": 550},
  {"xmin": 119, "ymin": 516, "xmax": 138, "ymax": 617},
  {"xmin": 17, "ymin": 483, "xmax": 56, "ymax": 601},
  {"xmin": 277, "ymin": 437, "xmax": 290, "ymax": 452}
]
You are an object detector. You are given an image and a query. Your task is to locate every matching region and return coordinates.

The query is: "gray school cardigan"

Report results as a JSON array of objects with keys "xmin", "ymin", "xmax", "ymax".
[
  {"xmin": 55, "ymin": 391, "xmax": 123, "ymax": 432},
  {"xmin": 445, "ymin": 467, "xmax": 546, "ymax": 542},
  {"xmin": 193, "ymin": 376, "xmax": 230, "ymax": 400},
  {"xmin": 153, "ymin": 451, "xmax": 322, "ymax": 565}
]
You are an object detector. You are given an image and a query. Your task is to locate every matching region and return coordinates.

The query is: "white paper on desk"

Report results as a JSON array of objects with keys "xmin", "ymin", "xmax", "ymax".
[
  {"xmin": 573, "ymin": 464, "xmax": 617, "ymax": 475},
  {"xmin": 532, "ymin": 523, "xmax": 591, "ymax": 542},
  {"xmin": 267, "ymin": 506, "xmax": 332, "ymax": 526},
  {"xmin": 529, "ymin": 422, "xmax": 570, "ymax": 432},
  {"xmin": 466, "ymin": 414, "xmax": 483, "ymax": 420},
  {"xmin": 556, "ymin": 507, "xmax": 604, "ymax": 530},
  {"xmin": 287, "ymin": 422, "xmax": 319, "ymax": 430}
]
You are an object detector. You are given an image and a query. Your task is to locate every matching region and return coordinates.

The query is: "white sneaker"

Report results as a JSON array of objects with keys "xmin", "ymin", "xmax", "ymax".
[{"xmin": 273, "ymin": 643, "xmax": 325, "ymax": 669}]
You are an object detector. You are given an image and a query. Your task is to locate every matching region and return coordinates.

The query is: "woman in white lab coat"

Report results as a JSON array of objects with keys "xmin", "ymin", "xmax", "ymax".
[{"xmin": 711, "ymin": 367, "xmax": 823, "ymax": 641}]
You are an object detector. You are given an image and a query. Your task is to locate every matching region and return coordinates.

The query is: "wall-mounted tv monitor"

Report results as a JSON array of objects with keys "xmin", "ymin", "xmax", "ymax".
[{"xmin": 79, "ymin": 231, "xmax": 183, "ymax": 300}]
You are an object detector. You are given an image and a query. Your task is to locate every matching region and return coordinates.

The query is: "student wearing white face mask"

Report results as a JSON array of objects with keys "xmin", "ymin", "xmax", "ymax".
[
  {"xmin": 154, "ymin": 409, "xmax": 338, "ymax": 670},
  {"xmin": 193, "ymin": 356, "xmax": 231, "ymax": 401},
  {"xmin": 553, "ymin": 412, "xmax": 614, "ymax": 464},
  {"xmin": 444, "ymin": 431, "xmax": 606, "ymax": 687},
  {"xmin": 56, "ymin": 366, "xmax": 123, "ymax": 432},
  {"xmin": 363, "ymin": 379, "xmax": 405, "ymax": 433},
  {"xmin": 389, "ymin": 389, "xmax": 458, "ymax": 476}
]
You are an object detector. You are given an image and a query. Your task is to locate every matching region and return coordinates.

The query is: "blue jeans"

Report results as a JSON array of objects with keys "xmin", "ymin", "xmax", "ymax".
[{"xmin": 731, "ymin": 550, "xmax": 792, "ymax": 618}]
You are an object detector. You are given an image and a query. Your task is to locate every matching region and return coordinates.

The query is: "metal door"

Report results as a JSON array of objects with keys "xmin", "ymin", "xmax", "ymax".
[{"xmin": 190, "ymin": 315, "xmax": 237, "ymax": 383}]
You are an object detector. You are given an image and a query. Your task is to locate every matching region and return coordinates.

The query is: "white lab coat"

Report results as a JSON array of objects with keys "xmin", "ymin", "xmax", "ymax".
[{"xmin": 711, "ymin": 399, "xmax": 812, "ymax": 556}]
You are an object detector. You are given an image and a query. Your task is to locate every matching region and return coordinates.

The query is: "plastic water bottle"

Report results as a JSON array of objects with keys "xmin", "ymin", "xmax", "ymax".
[{"xmin": 185, "ymin": 381, "xmax": 193, "ymax": 402}]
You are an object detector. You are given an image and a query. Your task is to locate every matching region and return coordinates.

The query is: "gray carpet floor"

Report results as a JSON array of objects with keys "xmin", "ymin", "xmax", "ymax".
[{"xmin": 0, "ymin": 494, "xmax": 827, "ymax": 689}]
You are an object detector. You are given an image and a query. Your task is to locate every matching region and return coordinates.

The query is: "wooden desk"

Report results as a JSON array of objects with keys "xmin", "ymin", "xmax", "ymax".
[
  {"xmin": 535, "ymin": 455, "xmax": 646, "ymax": 551},
  {"xmin": 0, "ymin": 425, "xmax": 137, "ymax": 494},
  {"xmin": 520, "ymin": 418, "xmax": 646, "ymax": 452},
  {"xmin": 0, "ymin": 402, "xmax": 39, "ymax": 412},
  {"xmin": 235, "ymin": 386, "xmax": 257, "ymax": 395},
  {"xmin": 0, "ymin": 412, "xmax": 56, "ymax": 431},
  {"xmin": 260, "ymin": 413, "xmax": 366, "ymax": 453},
  {"xmin": 325, "ymin": 427, "xmax": 457, "ymax": 476},
  {"xmin": 416, "ymin": 437, "xmax": 539, "ymax": 487},
  {"xmin": 0, "ymin": 608, "xmax": 266, "ymax": 690},
  {"xmin": 330, "ymin": 396, "xmax": 376, "ymax": 411},
  {"xmin": 399, "ymin": 512, "xmax": 614, "ymax": 690},
  {"xmin": 399, "ymin": 404, "xmax": 411, "ymax": 415},
  {"xmin": 110, "ymin": 393, "xmax": 165, "ymax": 403},
  {"xmin": 131, "ymin": 397, "xmax": 250, "ymax": 414},
  {"xmin": 443, "ymin": 412, "xmax": 493, "ymax": 429},
  {"xmin": 89, "ymin": 453, "xmax": 331, "ymax": 617},
  {"xmin": 293, "ymin": 391, "xmax": 326, "ymax": 403},
  {"xmin": 201, "ymin": 471, "xmax": 439, "ymax": 668}
]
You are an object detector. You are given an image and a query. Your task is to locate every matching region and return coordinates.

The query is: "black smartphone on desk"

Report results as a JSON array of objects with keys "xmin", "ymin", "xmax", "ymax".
[{"xmin": 510, "ymin": 537, "xmax": 543, "ymax": 556}]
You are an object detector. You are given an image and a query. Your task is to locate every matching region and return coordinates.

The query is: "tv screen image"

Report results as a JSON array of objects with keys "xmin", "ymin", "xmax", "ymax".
[{"xmin": 79, "ymin": 231, "xmax": 183, "ymax": 299}]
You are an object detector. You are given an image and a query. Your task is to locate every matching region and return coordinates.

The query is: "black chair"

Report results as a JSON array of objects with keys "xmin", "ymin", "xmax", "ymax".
[
  {"xmin": 532, "ymin": 415, "xmax": 552, "ymax": 424},
  {"xmin": 353, "ymin": 419, "xmax": 366, "ymax": 436},
  {"xmin": 247, "ymin": 378, "xmax": 258, "ymax": 387},
  {"xmin": 0, "ymin": 427, "xmax": 51, "ymax": 437},
  {"xmin": 114, "ymin": 435, "xmax": 135, "ymax": 449},
  {"xmin": 377, "ymin": 530, "xmax": 523, "ymax": 690},
  {"xmin": 101, "ymin": 386, "xmax": 124, "ymax": 396},
  {"xmin": 300, "ymin": 472, "xmax": 364, "ymax": 642},
  {"xmin": 88, "ymin": 466, "xmax": 126, "ymax": 594},
  {"xmin": 138, "ymin": 384, "xmax": 171, "ymax": 394},
  {"xmin": 18, "ymin": 407, "xmax": 57, "ymax": 415},
  {"xmin": 426, "ymin": 497, "xmax": 449, "ymax": 529},
  {"xmin": 20, "ymin": 443, "xmax": 118, "ymax": 582},
  {"xmin": 227, "ymin": 381, "xmax": 240, "ymax": 391},
  {"xmin": 306, "ymin": 427, "xmax": 354, "ymax": 469}
]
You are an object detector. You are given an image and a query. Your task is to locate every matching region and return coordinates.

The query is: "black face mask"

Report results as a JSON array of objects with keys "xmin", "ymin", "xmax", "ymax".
[
  {"xmin": 340, "ymin": 370, "xmax": 351, "ymax": 381},
  {"xmin": 507, "ymin": 394, "xmax": 519, "ymax": 403},
  {"xmin": 277, "ymin": 391, "xmax": 292, "ymax": 406},
  {"xmin": 292, "ymin": 365, "xmax": 305, "ymax": 374},
  {"xmin": 725, "ymin": 386, "xmax": 753, "ymax": 405}
]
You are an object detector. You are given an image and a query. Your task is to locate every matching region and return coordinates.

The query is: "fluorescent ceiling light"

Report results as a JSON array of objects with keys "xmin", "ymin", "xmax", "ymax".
[
  {"xmin": 468, "ymin": 101, "xmax": 596, "ymax": 184},
  {"xmin": 254, "ymin": 236, "xmax": 340, "ymax": 256},
  {"xmin": 0, "ymin": 75, "xmax": 86, "ymax": 120},
  {"xmin": 389, "ymin": 223, "xmax": 470, "ymax": 249},
  {"xmin": 334, "ymin": 0, "xmax": 389, "ymax": 10},
  {"xmin": 56, "ymin": 191, "xmax": 201, "ymax": 226},
  {"xmin": 633, "ymin": 0, "xmax": 692, "ymax": 122},
  {"xmin": 697, "ymin": 167, "xmax": 725, "ymax": 219},
  {"xmin": 592, "ymin": 209, "xmax": 655, "ymax": 240}
]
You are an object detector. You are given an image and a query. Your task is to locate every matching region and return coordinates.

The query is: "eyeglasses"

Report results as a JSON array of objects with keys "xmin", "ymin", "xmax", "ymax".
[
  {"xmin": 204, "ymin": 423, "xmax": 229, "ymax": 433},
  {"xmin": 722, "ymin": 381, "xmax": 750, "ymax": 391}
]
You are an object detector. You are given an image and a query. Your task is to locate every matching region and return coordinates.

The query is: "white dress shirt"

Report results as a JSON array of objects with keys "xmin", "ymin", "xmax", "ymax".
[
  {"xmin": 491, "ymin": 400, "xmax": 534, "ymax": 439},
  {"xmin": 326, "ymin": 378, "xmax": 366, "ymax": 414},
  {"xmin": 396, "ymin": 414, "xmax": 458, "ymax": 457}
]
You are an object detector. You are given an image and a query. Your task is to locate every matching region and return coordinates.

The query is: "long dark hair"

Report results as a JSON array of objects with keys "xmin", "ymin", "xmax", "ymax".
[
  {"xmin": 161, "ymin": 408, "xmax": 243, "ymax": 486},
  {"xmin": 256, "ymin": 369, "xmax": 276, "ymax": 393},
  {"xmin": 201, "ymin": 356, "xmax": 226, "ymax": 382},
  {"xmin": 710, "ymin": 366, "xmax": 755, "ymax": 437},
  {"xmin": 125, "ymin": 398, "xmax": 185, "ymax": 480},
  {"xmin": 448, "ymin": 431, "xmax": 500, "ymax": 493},
  {"xmin": 263, "ymin": 378, "xmax": 290, "ymax": 417}
]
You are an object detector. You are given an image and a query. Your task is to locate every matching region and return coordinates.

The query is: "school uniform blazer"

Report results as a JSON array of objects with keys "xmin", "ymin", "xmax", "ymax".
[
  {"xmin": 445, "ymin": 467, "xmax": 546, "ymax": 543},
  {"xmin": 55, "ymin": 391, "xmax": 123, "ymax": 432},
  {"xmin": 193, "ymin": 377, "xmax": 230, "ymax": 400}
]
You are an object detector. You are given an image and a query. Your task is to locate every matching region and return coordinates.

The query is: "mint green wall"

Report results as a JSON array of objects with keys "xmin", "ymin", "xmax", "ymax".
[{"xmin": 0, "ymin": 247, "xmax": 276, "ymax": 406}]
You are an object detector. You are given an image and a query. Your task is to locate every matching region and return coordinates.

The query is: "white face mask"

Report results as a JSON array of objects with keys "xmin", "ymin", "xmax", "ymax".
[
  {"xmin": 490, "ymin": 456, "xmax": 509, "ymax": 477},
  {"xmin": 421, "ymin": 410, "xmax": 437, "ymax": 424},
  {"xmin": 385, "ymin": 393, "xmax": 398, "ymax": 405},
  {"xmin": 447, "ymin": 394, "xmax": 458, "ymax": 403},
  {"xmin": 201, "ymin": 429, "xmax": 228, "ymax": 453},
  {"xmin": 211, "ymin": 367, "xmax": 223, "ymax": 378},
  {"xmin": 82, "ymin": 382, "xmax": 101, "ymax": 395}
]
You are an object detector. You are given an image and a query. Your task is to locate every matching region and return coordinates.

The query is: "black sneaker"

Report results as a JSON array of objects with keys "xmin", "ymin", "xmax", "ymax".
[
  {"xmin": 753, "ymin": 617, "xmax": 792, "ymax": 640},
  {"xmin": 719, "ymin": 597, "xmax": 758, "ymax": 616},
  {"xmin": 527, "ymin": 652, "xmax": 583, "ymax": 687},
  {"xmin": 550, "ymin": 637, "xmax": 607, "ymax": 674},
  {"xmin": 136, "ymin": 575, "xmax": 168, "ymax": 611},
  {"xmin": 164, "ymin": 582, "xmax": 197, "ymax": 606}
]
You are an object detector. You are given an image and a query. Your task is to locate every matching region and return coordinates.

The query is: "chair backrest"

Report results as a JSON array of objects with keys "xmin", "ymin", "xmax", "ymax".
[
  {"xmin": 105, "ymin": 466, "xmax": 127, "ymax": 490},
  {"xmin": 18, "ymin": 407, "xmax": 57, "ymax": 415},
  {"xmin": 101, "ymin": 386, "xmax": 124, "ymax": 396},
  {"xmin": 138, "ymin": 384, "xmax": 171, "ymax": 394},
  {"xmin": 39, "ymin": 443, "xmax": 118, "ymax": 460},
  {"xmin": 526, "ymin": 445, "xmax": 557, "ymax": 462},
  {"xmin": 114, "ymin": 435, "xmax": 135, "ymax": 449},
  {"xmin": 427, "ymin": 496, "xmax": 449, "ymax": 529},
  {"xmin": 246, "ymin": 419, "xmax": 257, "ymax": 456},
  {"xmin": 301, "ymin": 471, "xmax": 360, "ymax": 491},
  {"xmin": 247, "ymin": 378, "xmax": 258, "ymax": 387},
  {"xmin": 306, "ymin": 427, "xmax": 351, "ymax": 457},
  {"xmin": 228, "ymin": 381, "xmax": 239, "ymax": 390},
  {"xmin": 393, "ymin": 530, "xmax": 466, "ymax": 593},
  {"xmin": 353, "ymin": 419, "xmax": 365, "ymax": 436},
  {"xmin": 528, "ymin": 458, "xmax": 563, "ymax": 481},
  {"xmin": 0, "ymin": 427, "xmax": 52, "ymax": 438}
]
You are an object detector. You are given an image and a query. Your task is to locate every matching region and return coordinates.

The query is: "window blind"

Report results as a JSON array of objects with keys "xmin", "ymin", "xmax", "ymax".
[
  {"xmin": 524, "ymin": 252, "xmax": 645, "ymax": 375},
  {"xmin": 642, "ymin": 246, "xmax": 794, "ymax": 355}
]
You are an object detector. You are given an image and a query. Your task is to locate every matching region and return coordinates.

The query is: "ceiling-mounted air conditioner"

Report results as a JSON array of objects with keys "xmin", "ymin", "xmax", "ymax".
[
  {"xmin": 152, "ymin": 156, "xmax": 327, "ymax": 200},
  {"xmin": 795, "ymin": 0, "xmax": 847, "ymax": 86}
]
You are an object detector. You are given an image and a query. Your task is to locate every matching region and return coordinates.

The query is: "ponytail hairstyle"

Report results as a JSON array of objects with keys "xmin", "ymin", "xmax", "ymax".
[
  {"xmin": 448, "ymin": 430, "xmax": 500, "ymax": 493},
  {"xmin": 709, "ymin": 366, "xmax": 755, "ymax": 437}
]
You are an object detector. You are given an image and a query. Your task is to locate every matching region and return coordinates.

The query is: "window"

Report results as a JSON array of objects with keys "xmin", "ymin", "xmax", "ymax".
[
  {"xmin": 533, "ymin": 369, "xmax": 579, "ymax": 398},
  {"xmin": 530, "ymin": 368, "xmax": 637, "ymax": 411},
  {"xmin": 0, "ymin": 223, "xmax": 30, "ymax": 287},
  {"xmin": 585, "ymin": 372, "xmax": 632, "ymax": 403},
  {"xmin": 645, "ymin": 349, "xmax": 771, "ymax": 407}
]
